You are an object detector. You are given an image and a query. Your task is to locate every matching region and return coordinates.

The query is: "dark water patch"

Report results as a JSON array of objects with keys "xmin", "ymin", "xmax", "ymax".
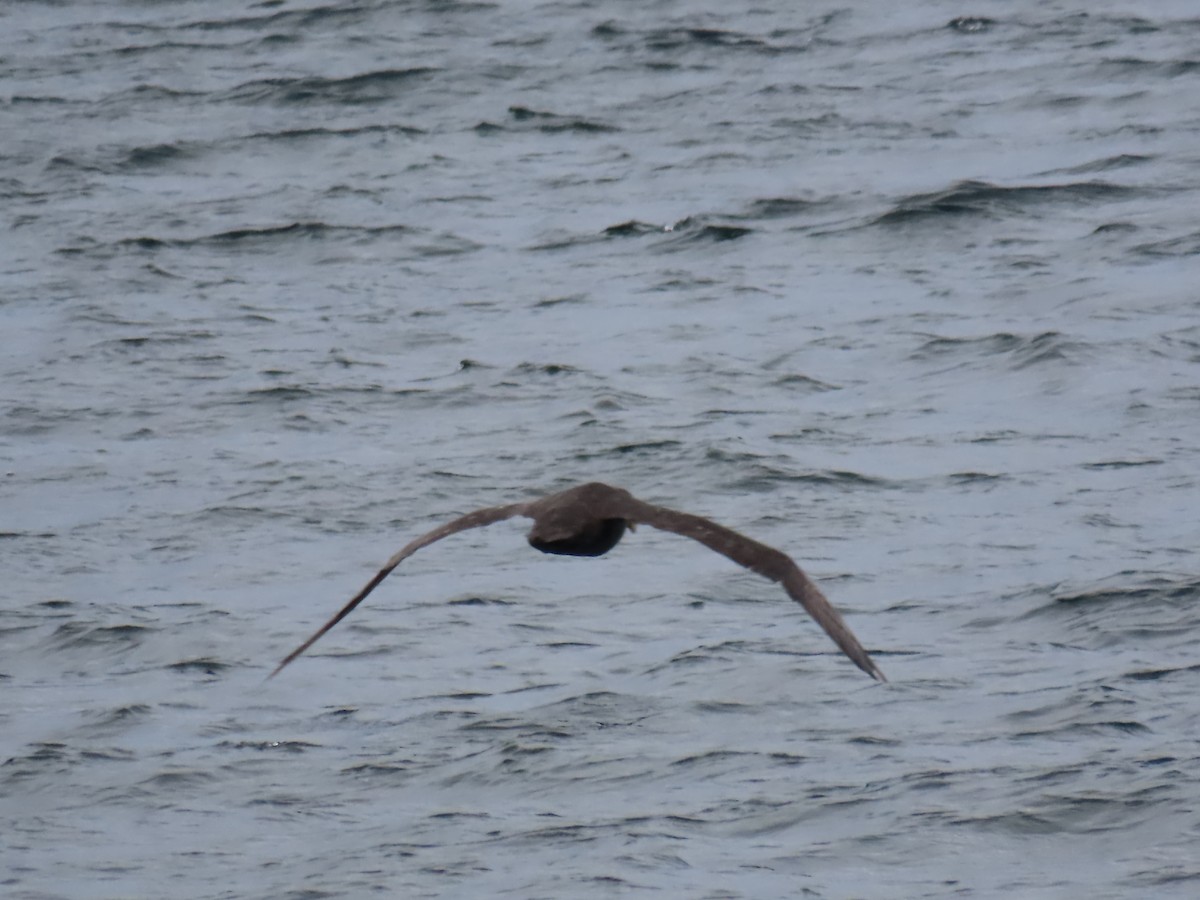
[
  {"xmin": 1155, "ymin": 327, "xmax": 1200, "ymax": 358},
  {"xmin": 1123, "ymin": 662, "xmax": 1200, "ymax": 682},
  {"xmin": 273, "ymin": 890, "xmax": 338, "ymax": 900},
  {"xmin": 242, "ymin": 383, "xmax": 315, "ymax": 401},
  {"xmin": 849, "ymin": 734, "xmax": 904, "ymax": 748},
  {"xmin": 768, "ymin": 752, "xmax": 810, "ymax": 766},
  {"xmin": 603, "ymin": 220, "xmax": 664, "ymax": 238},
  {"xmin": 82, "ymin": 705, "xmax": 154, "ymax": 732},
  {"xmin": 639, "ymin": 26, "xmax": 800, "ymax": 55},
  {"xmin": 508, "ymin": 362, "xmax": 581, "ymax": 377},
  {"xmin": 245, "ymin": 792, "xmax": 317, "ymax": 807},
  {"xmin": 140, "ymin": 768, "xmax": 216, "ymax": 790},
  {"xmin": 1040, "ymin": 789, "xmax": 1166, "ymax": 834},
  {"xmin": 104, "ymin": 329, "xmax": 217, "ymax": 349},
  {"xmin": 341, "ymin": 761, "xmax": 413, "ymax": 778},
  {"xmin": 1013, "ymin": 720, "xmax": 1151, "ymax": 740},
  {"xmin": 710, "ymin": 465, "xmax": 892, "ymax": 494},
  {"xmin": 691, "ymin": 701, "xmax": 753, "ymax": 714},
  {"xmin": 482, "ymin": 105, "xmax": 618, "ymax": 134},
  {"xmin": 1016, "ymin": 764, "xmax": 1087, "ymax": 786},
  {"xmin": 1003, "ymin": 681, "xmax": 1140, "ymax": 730},
  {"xmin": 447, "ymin": 596, "xmax": 513, "ymax": 607},
  {"xmin": 653, "ymin": 217, "xmax": 754, "ymax": 248},
  {"xmin": 210, "ymin": 382, "xmax": 436, "ymax": 411},
  {"xmin": 411, "ymin": 231, "xmax": 484, "ymax": 257},
  {"xmin": 5, "ymin": 403, "xmax": 123, "ymax": 436},
  {"xmin": 945, "ymin": 801, "xmax": 1113, "ymax": 840},
  {"xmin": 173, "ymin": 2, "xmax": 375, "ymax": 34},
  {"xmin": 573, "ymin": 439, "xmax": 683, "ymax": 462},
  {"xmin": 0, "ymin": 622, "xmax": 40, "ymax": 642},
  {"xmin": 477, "ymin": 105, "xmax": 618, "ymax": 134},
  {"xmin": 611, "ymin": 439, "xmax": 682, "ymax": 455},
  {"xmin": 1092, "ymin": 221, "xmax": 1138, "ymax": 235},
  {"xmin": 1016, "ymin": 575, "xmax": 1200, "ymax": 652},
  {"xmin": 700, "ymin": 408, "xmax": 770, "ymax": 419},
  {"xmin": 584, "ymin": 876, "xmax": 640, "ymax": 888},
  {"xmin": 439, "ymin": 742, "xmax": 562, "ymax": 785},
  {"xmin": 95, "ymin": 84, "xmax": 206, "ymax": 108},
  {"xmin": 1041, "ymin": 153, "xmax": 1154, "ymax": 176},
  {"xmin": 249, "ymin": 123, "xmax": 426, "ymax": 142},
  {"xmin": 645, "ymin": 642, "xmax": 745, "ymax": 675},
  {"xmin": 166, "ymin": 657, "xmax": 231, "ymax": 675},
  {"xmin": 1097, "ymin": 58, "xmax": 1200, "ymax": 79},
  {"xmin": 194, "ymin": 504, "xmax": 270, "ymax": 523},
  {"xmin": 564, "ymin": 217, "xmax": 752, "ymax": 252},
  {"xmin": 59, "ymin": 221, "xmax": 429, "ymax": 259},
  {"xmin": 220, "ymin": 67, "xmax": 437, "ymax": 106},
  {"xmin": 528, "ymin": 691, "xmax": 656, "ymax": 728},
  {"xmin": 872, "ymin": 180, "xmax": 1138, "ymax": 227},
  {"xmin": 1007, "ymin": 332, "xmax": 1082, "ymax": 369},
  {"xmin": 430, "ymin": 691, "xmax": 493, "ymax": 701},
  {"xmin": 80, "ymin": 746, "xmax": 137, "ymax": 762},
  {"xmin": 1047, "ymin": 575, "xmax": 1200, "ymax": 609},
  {"xmin": 456, "ymin": 716, "xmax": 538, "ymax": 735},
  {"xmin": 119, "ymin": 140, "xmax": 202, "ymax": 170},
  {"xmin": 946, "ymin": 471, "xmax": 1007, "ymax": 486},
  {"xmin": 1081, "ymin": 458, "xmax": 1162, "ymax": 470},
  {"xmin": 219, "ymin": 740, "xmax": 322, "ymax": 753},
  {"xmin": 44, "ymin": 153, "xmax": 106, "ymax": 175},
  {"xmin": 1095, "ymin": 16, "xmax": 1165, "ymax": 35},
  {"xmin": 7, "ymin": 94, "xmax": 76, "ymax": 107},
  {"xmin": 702, "ymin": 446, "xmax": 786, "ymax": 467},
  {"xmin": 736, "ymin": 197, "xmax": 826, "ymax": 220},
  {"xmin": 47, "ymin": 622, "xmax": 153, "ymax": 652},
  {"xmin": 109, "ymin": 122, "xmax": 430, "ymax": 170},
  {"xmin": 497, "ymin": 684, "xmax": 566, "ymax": 703},
  {"xmin": 770, "ymin": 373, "xmax": 839, "ymax": 392},
  {"xmin": 1138, "ymin": 757, "xmax": 1178, "ymax": 767},
  {"xmin": 3, "ymin": 742, "xmax": 135, "ymax": 787},
  {"xmin": 480, "ymin": 821, "xmax": 601, "ymax": 846},
  {"xmin": 1127, "ymin": 868, "xmax": 1200, "ymax": 888},
  {"xmin": 2, "ymin": 742, "xmax": 69, "ymax": 779},
  {"xmin": 947, "ymin": 17, "xmax": 997, "ymax": 34},
  {"xmin": 970, "ymin": 429, "xmax": 1064, "ymax": 444},
  {"xmin": 793, "ymin": 469, "xmax": 892, "ymax": 489},
  {"xmin": 1081, "ymin": 512, "xmax": 1136, "ymax": 529},
  {"xmin": 910, "ymin": 331, "xmax": 1082, "ymax": 371},
  {"xmin": 590, "ymin": 21, "xmax": 625, "ymax": 40},
  {"xmin": 105, "ymin": 37, "xmax": 260, "ymax": 59},
  {"xmin": 1133, "ymin": 230, "xmax": 1200, "ymax": 258},
  {"xmin": 156, "ymin": 221, "xmax": 408, "ymax": 247},
  {"xmin": 0, "ymin": 177, "xmax": 38, "ymax": 201},
  {"xmin": 532, "ymin": 293, "xmax": 587, "ymax": 308}
]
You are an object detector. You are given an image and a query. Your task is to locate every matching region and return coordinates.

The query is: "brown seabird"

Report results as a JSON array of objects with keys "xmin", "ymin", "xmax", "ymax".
[{"xmin": 269, "ymin": 482, "xmax": 885, "ymax": 681}]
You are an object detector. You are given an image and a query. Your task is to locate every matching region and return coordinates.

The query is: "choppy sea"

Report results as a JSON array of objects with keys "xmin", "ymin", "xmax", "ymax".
[{"xmin": 3, "ymin": 1, "xmax": 1199, "ymax": 897}]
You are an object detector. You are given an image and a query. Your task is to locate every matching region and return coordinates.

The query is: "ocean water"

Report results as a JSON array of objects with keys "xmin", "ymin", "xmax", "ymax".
[{"xmin": 3, "ymin": 1, "xmax": 1199, "ymax": 897}]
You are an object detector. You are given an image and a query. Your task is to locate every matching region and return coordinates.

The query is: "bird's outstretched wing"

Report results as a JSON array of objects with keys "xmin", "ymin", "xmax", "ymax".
[
  {"xmin": 625, "ymin": 499, "xmax": 886, "ymax": 682},
  {"xmin": 268, "ymin": 502, "xmax": 531, "ymax": 679}
]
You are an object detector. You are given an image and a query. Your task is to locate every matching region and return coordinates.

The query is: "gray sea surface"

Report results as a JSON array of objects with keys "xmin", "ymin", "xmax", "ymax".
[{"xmin": 3, "ymin": 1, "xmax": 1200, "ymax": 897}]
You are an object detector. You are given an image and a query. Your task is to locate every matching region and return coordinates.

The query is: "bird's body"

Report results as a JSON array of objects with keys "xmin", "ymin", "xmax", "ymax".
[{"xmin": 269, "ymin": 482, "xmax": 885, "ymax": 682}]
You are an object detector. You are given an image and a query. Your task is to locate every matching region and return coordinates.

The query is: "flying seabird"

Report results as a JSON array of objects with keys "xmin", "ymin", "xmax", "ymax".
[{"xmin": 269, "ymin": 482, "xmax": 886, "ymax": 681}]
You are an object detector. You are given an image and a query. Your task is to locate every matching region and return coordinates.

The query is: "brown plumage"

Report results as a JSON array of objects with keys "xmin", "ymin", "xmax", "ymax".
[{"xmin": 269, "ymin": 482, "xmax": 886, "ymax": 682}]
